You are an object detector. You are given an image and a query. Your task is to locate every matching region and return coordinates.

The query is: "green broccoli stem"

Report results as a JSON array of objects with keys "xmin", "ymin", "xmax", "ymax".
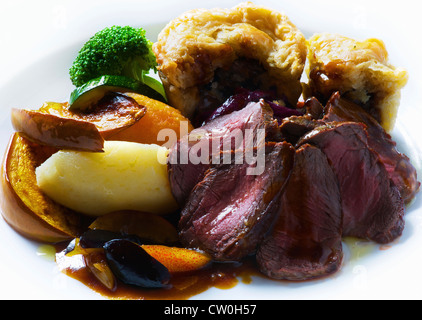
[{"xmin": 121, "ymin": 58, "xmax": 145, "ymax": 82}]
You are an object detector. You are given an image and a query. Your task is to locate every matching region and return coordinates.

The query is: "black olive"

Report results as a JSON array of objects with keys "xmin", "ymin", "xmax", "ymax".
[
  {"xmin": 103, "ymin": 239, "xmax": 171, "ymax": 289},
  {"xmin": 79, "ymin": 229, "xmax": 155, "ymax": 249}
]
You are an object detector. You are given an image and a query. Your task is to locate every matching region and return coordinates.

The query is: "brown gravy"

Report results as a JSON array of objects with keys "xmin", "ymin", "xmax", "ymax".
[{"xmin": 56, "ymin": 244, "xmax": 261, "ymax": 300}]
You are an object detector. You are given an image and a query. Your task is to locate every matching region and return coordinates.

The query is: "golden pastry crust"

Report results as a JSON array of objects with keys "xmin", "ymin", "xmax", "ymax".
[
  {"xmin": 306, "ymin": 33, "xmax": 408, "ymax": 132},
  {"xmin": 153, "ymin": 2, "xmax": 307, "ymax": 119}
]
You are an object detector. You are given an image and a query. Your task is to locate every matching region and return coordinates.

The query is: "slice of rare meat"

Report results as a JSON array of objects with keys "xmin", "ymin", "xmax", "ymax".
[
  {"xmin": 257, "ymin": 144, "xmax": 343, "ymax": 281},
  {"xmin": 168, "ymin": 100, "xmax": 280, "ymax": 206},
  {"xmin": 323, "ymin": 92, "xmax": 420, "ymax": 205},
  {"xmin": 279, "ymin": 115, "xmax": 321, "ymax": 145},
  {"xmin": 298, "ymin": 122, "xmax": 405, "ymax": 244},
  {"xmin": 178, "ymin": 142, "xmax": 295, "ymax": 262}
]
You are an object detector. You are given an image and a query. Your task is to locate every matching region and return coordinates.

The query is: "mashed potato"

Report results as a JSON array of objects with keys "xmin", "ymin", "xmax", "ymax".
[{"xmin": 36, "ymin": 141, "xmax": 178, "ymax": 217}]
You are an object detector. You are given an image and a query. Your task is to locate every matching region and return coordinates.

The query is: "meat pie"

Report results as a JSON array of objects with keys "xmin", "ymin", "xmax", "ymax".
[
  {"xmin": 306, "ymin": 33, "xmax": 408, "ymax": 132},
  {"xmin": 153, "ymin": 2, "xmax": 307, "ymax": 120}
]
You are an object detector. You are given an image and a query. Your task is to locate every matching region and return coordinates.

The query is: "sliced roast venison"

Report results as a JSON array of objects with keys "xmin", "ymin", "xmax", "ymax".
[
  {"xmin": 178, "ymin": 142, "xmax": 295, "ymax": 262},
  {"xmin": 298, "ymin": 122, "xmax": 405, "ymax": 244},
  {"xmin": 168, "ymin": 100, "xmax": 280, "ymax": 206},
  {"xmin": 279, "ymin": 115, "xmax": 322, "ymax": 145},
  {"xmin": 304, "ymin": 96, "xmax": 325, "ymax": 120},
  {"xmin": 323, "ymin": 92, "xmax": 420, "ymax": 205},
  {"xmin": 257, "ymin": 144, "xmax": 343, "ymax": 281}
]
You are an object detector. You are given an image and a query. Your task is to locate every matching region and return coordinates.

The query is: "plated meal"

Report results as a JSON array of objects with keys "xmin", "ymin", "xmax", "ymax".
[{"xmin": 0, "ymin": 2, "xmax": 420, "ymax": 300}]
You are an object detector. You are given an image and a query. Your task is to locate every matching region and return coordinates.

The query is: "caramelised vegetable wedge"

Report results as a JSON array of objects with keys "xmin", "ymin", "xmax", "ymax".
[
  {"xmin": 104, "ymin": 239, "xmax": 171, "ymax": 289},
  {"xmin": 63, "ymin": 238, "xmax": 211, "ymax": 291},
  {"xmin": 74, "ymin": 232, "xmax": 211, "ymax": 274},
  {"xmin": 85, "ymin": 250, "xmax": 117, "ymax": 291},
  {"xmin": 108, "ymin": 92, "xmax": 194, "ymax": 146},
  {"xmin": 11, "ymin": 108, "xmax": 105, "ymax": 152},
  {"xmin": 69, "ymin": 75, "xmax": 166, "ymax": 111},
  {"xmin": 89, "ymin": 211, "xmax": 179, "ymax": 246},
  {"xmin": 0, "ymin": 133, "xmax": 91, "ymax": 243},
  {"xmin": 56, "ymin": 92, "xmax": 147, "ymax": 139},
  {"xmin": 142, "ymin": 245, "xmax": 212, "ymax": 273},
  {"xmin": 11, "ymin": 92, "xmax": 146, "ymax": 152},
  {"xmin": 60, "ymin": 209, "xmax": 211, "ymax": 289}
]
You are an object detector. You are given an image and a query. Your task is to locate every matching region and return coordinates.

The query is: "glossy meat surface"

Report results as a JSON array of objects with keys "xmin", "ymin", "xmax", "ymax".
[
  {"xmin": 168, "ymin": 100, "xmax": 279, "ymax": 206},
  {"xmin": 179, "ymin": 142, "xmax": 294, "ymax": 262},
  {"xmin": 257, "ymin": 144, "xmax": 343, "ymax": 281},
  {"xmin": 298, "ymin": 122, "xmax": 405, "ymax": 244},
  {"xmin": 323, "ymin": 92, "xmax": 420, "ymax": 205}
]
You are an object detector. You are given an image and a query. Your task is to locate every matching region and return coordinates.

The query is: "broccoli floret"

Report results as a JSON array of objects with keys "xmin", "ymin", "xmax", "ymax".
[{"xmin": 69, "ymin": 26, "xmax": 157, "ymax": 87}]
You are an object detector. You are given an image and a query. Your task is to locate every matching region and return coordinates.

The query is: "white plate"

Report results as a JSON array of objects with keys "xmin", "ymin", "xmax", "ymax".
[{"xmin": 0, "ymin": 0, "xmax": 421, "ymax": 300}]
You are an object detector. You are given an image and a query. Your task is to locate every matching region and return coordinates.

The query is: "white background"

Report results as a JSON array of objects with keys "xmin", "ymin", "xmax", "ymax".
[{"xmin": 0, "ymin": 0, "xmax": 421, "ymax": 300}]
